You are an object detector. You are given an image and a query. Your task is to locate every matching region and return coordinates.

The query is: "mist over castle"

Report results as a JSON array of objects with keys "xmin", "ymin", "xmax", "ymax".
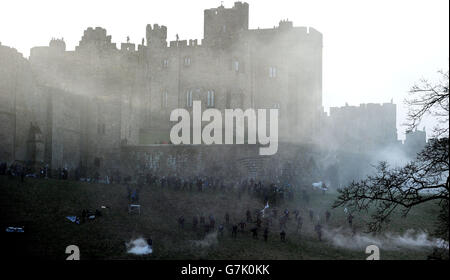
[{"xmin": 0, "ymin": 2, "xmax": 425, "ymax": 186}]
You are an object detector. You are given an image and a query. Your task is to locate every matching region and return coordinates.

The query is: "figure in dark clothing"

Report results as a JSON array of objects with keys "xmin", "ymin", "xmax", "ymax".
[
  {"xmin": 0, "ymin": 162, "xmax": 6, "ymax": 175},
  {"xmin": 20, "ymin": 168, "xmax": 25, "ymax": 182},
  {"xmin": 239, "ymin": 221, "xmax": 246, "ymax": 232},
  {"xmin": 131, "ymin": 189, "xmax": 139, "ymax": 204},
  {"xmin": 209, "ymin": 215, "xmax": 215, "ymax": 229},
  {"xmin": 256, "ymin": 217, "xmax": 262, "ymax": 228},
  {"xmin": 280, "ymin": 230, "xmax": 286, "ymax": 242},
  {"xmin": 95, "ymin": 209, "xmax": 102, "ymax": 217},
  {"xmin": 218, "ymin": 224, "xmax": 224, "ymax": 236},
  {"xmin": 309, "ymin": 209, "xmax": 314, "ymax": 222},
  {"xmin": 284, "ymin": 209, "xmax": 289, "ymax": 219},
  {"xmin": 200, "ymin": 215, "xmax": 205, "ymax": 225},
  {"xmin": 296, "ymin": 216, "xmax": 303, "ymax": 233},
  {"xmin": 204, "ymin": 224, "xmax": 210, "ymax": 234},
  {"xmin": 251, "ymin": 227, "xmax": 258, "ymax": 239},
  {"xmin": 348, "ymin": 214, "xmax": 353, "ymax": 227},
  {"xmin": 325, "ymin": 210, "xmax": 331, "ymax": 223},
  {"xmin": 232, "ymin": 224, "xmax": 238, "ymax": 238},
  {"xmin": 315, "ymin": 224, "xmax": 323, "ymax": 241},
  {"xmin": 246, "ymin": 210, "xmax": 252, "ymax": 222},
  {"xmin": 263, "ymin": 227, "xmax": 269, "ymax": 242},
  {"xmin": 178, "ymin": 216, "xmax": 185, "ymax": 228},
  {"xmin": 225, "ymin": 212, "xmax": 230, "ymax": 224}
]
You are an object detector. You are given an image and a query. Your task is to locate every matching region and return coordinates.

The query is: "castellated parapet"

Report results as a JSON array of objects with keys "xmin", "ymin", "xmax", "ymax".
[
  {"xmin": 146, "ymin": 24, "xmax": 167, "ymax": 48},
  {"xmin": 324, "ymin": 102, "xmax": 399, "ymax": 152},
  {"xmin": 1, "ymin": 2, "xmax": 328, "ymax": 178},
  {"xmin": 76, "ymin": 27, "xmax": 117, "ymax": 51}
]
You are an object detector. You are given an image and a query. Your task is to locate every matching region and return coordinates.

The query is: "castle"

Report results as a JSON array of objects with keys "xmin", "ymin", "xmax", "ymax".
[{"xmin": 0, "ymin": 2, "xmax": 414, "ymax": 182}]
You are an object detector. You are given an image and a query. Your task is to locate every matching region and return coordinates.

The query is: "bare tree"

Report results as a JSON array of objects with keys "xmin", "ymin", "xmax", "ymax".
[
  {"xmin": 333, "ymin": 69, "xmax": 449, "ymax": 242},
  {"xmin": 406, "ymin": 70, "xmax": 449, "ymax": 137}
]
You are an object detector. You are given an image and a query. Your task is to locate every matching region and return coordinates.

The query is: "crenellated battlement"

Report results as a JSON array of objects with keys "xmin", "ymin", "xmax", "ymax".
[
  {"xmin": 146, "ymin": 23, "xmax": 167, "ymax": 48},
  {"xmin": 169, "ymin": 39, "xmax": 200, "ymax": 48},
  {"xmin": 49, "ymin": 38, "xmax": 66, "ymax": 51},
  {"xmin": 76, "ymin": 27, "xmax": 116, "ymax": 51},
  {"xmin": 203, "ymin": 1, "xmax": 249, "ymax": 47},
  {"xmin": 329, "ymin": 101, "xmax": 396, "ymax": 118}
]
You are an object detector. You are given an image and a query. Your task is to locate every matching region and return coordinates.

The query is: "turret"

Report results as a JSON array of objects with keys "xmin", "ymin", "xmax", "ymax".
[
  {"xmin": 146, "ymin": 24, "xmax": 167, "ymax": 48},
  {"xmin": 203, "ymin": 1, "xmax": 249, "ymax": 47}
]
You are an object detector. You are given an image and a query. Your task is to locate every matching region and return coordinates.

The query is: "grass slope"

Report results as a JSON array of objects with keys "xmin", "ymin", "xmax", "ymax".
[{"xmin": 0, "ymin": 176, "xmax": 440, "ymax": 260}]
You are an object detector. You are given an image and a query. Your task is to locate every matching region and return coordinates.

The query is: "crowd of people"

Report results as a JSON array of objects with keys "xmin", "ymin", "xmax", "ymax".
[
  {"xmin": 1, "ymin": 162, "xmax": 357, "ymax": 245},
  {"xmin": 142, "ymin": 173, "xmax": 297, "ymax": 205},
  {"xmin": 0, "ymin": 162, "xmax": 27, "ymax": 182},
  {"xmin": 174, "ymin": 205, "xmax": 341, "ymax": 243}
]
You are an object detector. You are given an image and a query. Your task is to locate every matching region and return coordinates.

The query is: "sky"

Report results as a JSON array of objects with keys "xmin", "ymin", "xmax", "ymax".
[{"xmin": 0, "ymin": 0, "xmax": 448, "ymax": 140}]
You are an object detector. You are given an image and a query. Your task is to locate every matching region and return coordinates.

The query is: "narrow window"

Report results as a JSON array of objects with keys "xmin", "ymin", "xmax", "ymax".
[
  {"xmin": 163, "ymin": 59, "xmax": 169, "ymax": 68},
  {"xmin": 161, "ymin": 92, "xmax": 168, "ymax": 108},
  {"xmin": 184, "ymin": 56, "xmax": 191, "ymax": 66},
  {"xmin": 269, "ymin": 66, "xmax": 277, "ymax": 78},
  {"xmin": 186, "ymin": 90, "xmax": 193, "ymax": 107},
  {"xmin": 234, "ymin": 60, "xmax": 239, "ymax": 72},
  {"xmin": 207, "ymin": 90, "xmax": 215, "ymax": 107}
]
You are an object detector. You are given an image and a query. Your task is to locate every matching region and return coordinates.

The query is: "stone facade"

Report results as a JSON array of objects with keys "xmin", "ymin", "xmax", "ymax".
[
  {"xmin": 322, "ymin": 102, "xmax": 400, "ymax": 152},
  {"xmin": 2, "ymin": 2, "xmax": 413, "ymax": 182}
]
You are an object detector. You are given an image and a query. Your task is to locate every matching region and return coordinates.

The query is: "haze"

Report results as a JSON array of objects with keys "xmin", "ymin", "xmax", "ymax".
[{"xmin": 1, "ymin": 0, "xmax": 448, "ymax": 139}]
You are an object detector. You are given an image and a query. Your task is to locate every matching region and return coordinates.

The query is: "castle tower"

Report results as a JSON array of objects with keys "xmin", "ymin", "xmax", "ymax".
[
  {"xmin": 146, "ymin": 24, "xmax": 167, "ymax": 48},
  {"xmin": 76, "ymin": 27, "xmax": 116, "ymax": 51},
  {"xmin": 49, "ymin": 38, "xmax": 66, "ymax": 52},
  {"xmin": 203, "ymin": 1, "xmax": 249, "ymax": 48}
]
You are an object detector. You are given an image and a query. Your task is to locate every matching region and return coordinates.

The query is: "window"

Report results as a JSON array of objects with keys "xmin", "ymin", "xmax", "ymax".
[
  {"xmin": 274, "ymin": 103, "xmax": 281, "ymax": 109},
  {"xmin": 186, "ymin": 90, "xmax": 193, "ymax": 107},
  {"xmin": 184, "ymin": 56, "xmax": 191, "ymax": 66},
  {"xmin": 162, "ymin": 59, "xmax": 169, "ymax": 68},
  {"xmin": 269, "ymin": 66, "xmax": 277, "ymax": 78},
  {"xmin": 161, "ymin": 92, "xmax": 168, "ymax": 108},
  {"xmin": 207, "ymin": 90, "xmax": 215, "ymax": 107},
  {"xmin": 234, "ymin": 60, "xmax": 239, "ymax": 72}
]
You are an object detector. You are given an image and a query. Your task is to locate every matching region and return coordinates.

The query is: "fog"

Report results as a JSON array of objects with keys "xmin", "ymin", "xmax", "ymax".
[
  {"xmin": 0, "ymin": 0, "xmax": 447, "ymax": 260},
  {"xmin": 1, "ymin": 0, "xmax": 448, "ymax": 139},
  {"xmin": 325, "ymin": 228, "xmax": 449, "ymax": 251}
]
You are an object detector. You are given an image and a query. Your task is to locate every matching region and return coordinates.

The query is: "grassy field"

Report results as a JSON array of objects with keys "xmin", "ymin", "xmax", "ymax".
[{"xmin": 0, "ymin": 175, "xmax": 442, "ymax": 260}]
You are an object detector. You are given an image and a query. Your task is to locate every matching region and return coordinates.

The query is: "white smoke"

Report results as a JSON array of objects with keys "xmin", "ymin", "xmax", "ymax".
[
  {"xmin": 191, "ymin": 232, "xmax": 218, "ymax": 248},
  {"xmin": 325, "ymin": 227, "xmax": 449, "ymax": 251},
  {"xmin": 126, "ymin": 238, "xmax": 153, "ymax": 255}
]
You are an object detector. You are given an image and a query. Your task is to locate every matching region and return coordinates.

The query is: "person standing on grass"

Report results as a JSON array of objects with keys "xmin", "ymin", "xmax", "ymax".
[
  {"xmin": 231, "ymin": 224, "xmax": 238, "ymax": 239},
  {"xmin": 296, "ymin": 216, "xmax": 303, "ymax": 233},
  {"xmin": 280, "ymin": 230, "xmax": 286, "ymax": 242},
  {"xmin": 315, "ymin": 224, "xmax": 323, "ymax": 241},
  {"xmin": 263, "ymin": 227, "xmax": 269, "ymax": 242}
]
